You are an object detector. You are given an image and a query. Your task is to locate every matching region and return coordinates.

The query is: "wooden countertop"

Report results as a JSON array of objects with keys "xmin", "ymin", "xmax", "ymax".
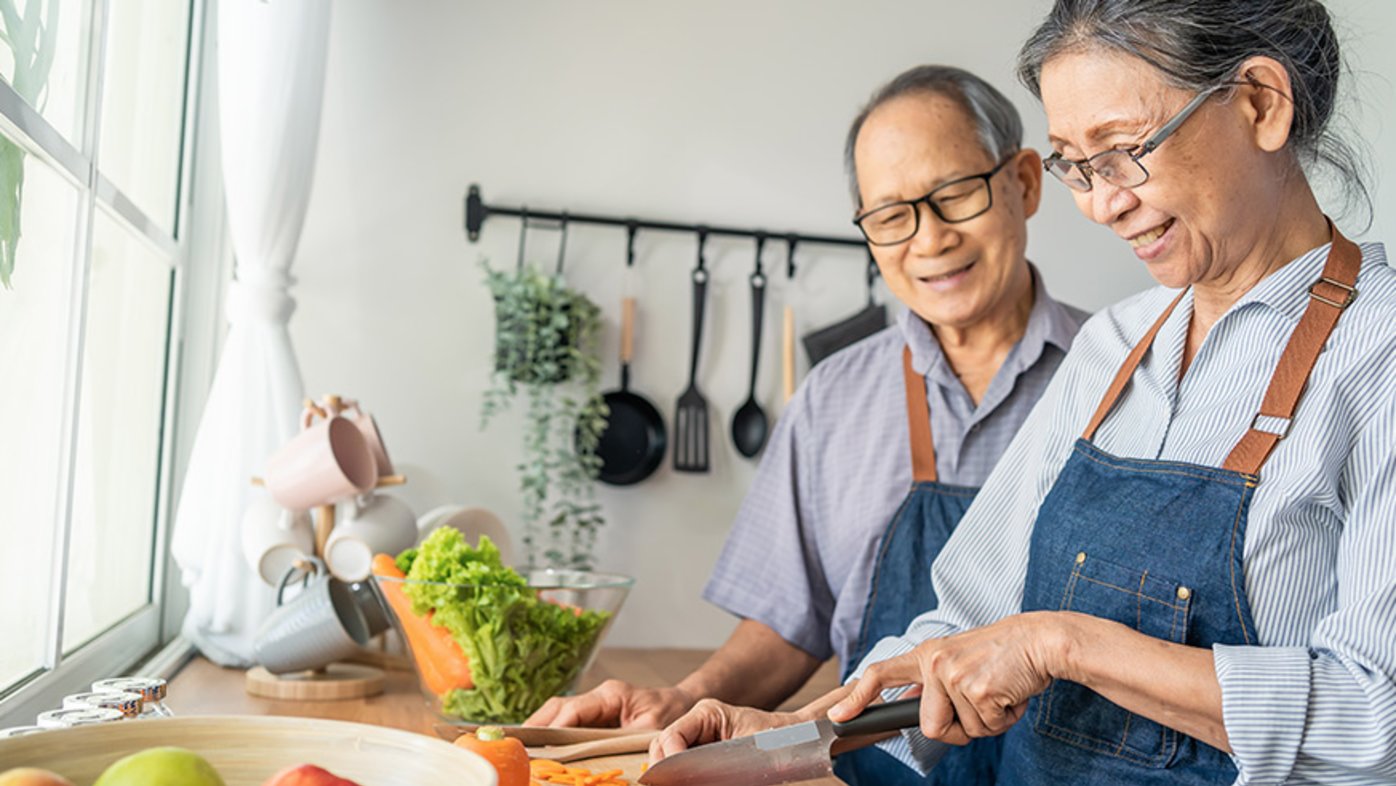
[
  {"xmin": 171, "ymin": 648, "xmax": 840, "ymax": 735},
  {"xmin": 170, "ymin": 648, "xmax": 847, "ymax": 784}
]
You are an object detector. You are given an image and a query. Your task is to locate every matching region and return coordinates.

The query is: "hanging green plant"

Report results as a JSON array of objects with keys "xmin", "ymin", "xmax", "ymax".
[
  {"xmin": 0, "ymin": 0, "xmax": 61, "ymax": 289},
  {"xmin": 480, "ymin": 258, "xmax": 609, "ymax": 570}
]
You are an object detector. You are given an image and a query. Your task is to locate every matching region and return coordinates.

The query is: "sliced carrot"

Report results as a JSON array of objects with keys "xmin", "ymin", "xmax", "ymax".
[{"xmin": 528, "ymin": 760, "xmax": 629, "ymax": 785}]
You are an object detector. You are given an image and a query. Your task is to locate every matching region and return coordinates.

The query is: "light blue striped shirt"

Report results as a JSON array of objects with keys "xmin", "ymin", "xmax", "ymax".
[
  {"xmin": 854, "ymin": 241, "xmax": 1396, "ymax": 785},
  {"xmin": 703, "ymin": 269, "xmax": 1087, "ymax": 671}
]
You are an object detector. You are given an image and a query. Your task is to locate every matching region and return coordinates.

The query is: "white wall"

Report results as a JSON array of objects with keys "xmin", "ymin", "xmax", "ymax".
[{"xmin": 292, "ymin": 0, "xmax": 1396, "ymax": 649}]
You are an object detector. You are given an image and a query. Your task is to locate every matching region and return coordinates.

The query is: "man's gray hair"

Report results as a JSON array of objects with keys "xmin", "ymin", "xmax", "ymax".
[{"xmin": 844, "ymin": 65, "xmax": 1024, "ymax": 209}]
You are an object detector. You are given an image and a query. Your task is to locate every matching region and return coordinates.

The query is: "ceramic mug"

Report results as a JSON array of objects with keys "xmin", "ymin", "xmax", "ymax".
[
  {"xmin": 263, "ymin": 413, "xmax": 378, "ymax": 511},
  {"xmin": 346, "ymin": 579, "xmax": 390, "ymax": 638},
  {"xmin": 340, "ymin": 399, "xmax": 394, "ymax": 477},
  {"xmin": 254, "ymin": 557, "xmax": 371, "ymax": 674},
  {"xmin": 240, "ymin": 494, "xmax": 315, "ymax": 586},
  {"xmin": 323, "ymin": 492, "xmax": 418, "ymax": 582}
]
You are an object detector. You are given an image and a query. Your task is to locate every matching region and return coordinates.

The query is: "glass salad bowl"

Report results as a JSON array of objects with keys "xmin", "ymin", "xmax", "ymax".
[{"xmin": 370, "ymin": 530, "xmax": 632, "ymax": 724}]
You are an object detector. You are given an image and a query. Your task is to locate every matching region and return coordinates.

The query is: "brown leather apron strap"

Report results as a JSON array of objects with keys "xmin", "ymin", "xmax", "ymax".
[
  {"xmin": 903, "ymin": 346, "xmax": 937, "ymax": 483},
  {"xmin": 1082, "ymin": 290, "xmax": 1188, "ymax": 442},
  {"xmin": 1083, "ymin": 222, "xmax": 1361, "ymax": 478},
  {"xmin": 1222, "ymin": 228, "xmax": 1361, "ymax": 475}
]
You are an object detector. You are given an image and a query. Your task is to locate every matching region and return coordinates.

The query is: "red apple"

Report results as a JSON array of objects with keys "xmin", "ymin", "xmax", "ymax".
[
  {"xmin": 0, "ymin": 769, "xmax": 76, "ymax": 786},
  {"xmin": 261, "ymin": 764, "xmax": 362, "ymax": 786}
]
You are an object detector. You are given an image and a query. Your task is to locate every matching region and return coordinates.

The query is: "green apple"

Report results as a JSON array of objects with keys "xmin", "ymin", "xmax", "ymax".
[{"xmin": 93, "ymin": 747, "xmax": 224, "ymax": 786}]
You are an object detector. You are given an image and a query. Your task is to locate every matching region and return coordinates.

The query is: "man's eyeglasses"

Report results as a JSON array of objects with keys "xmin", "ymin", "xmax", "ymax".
[
  {"xmin": 852, "ymin": 156, "xmax": 1014, "ymax": 246},
  {"xmin": 1043, "ymin": 83, "xmax": 1232, "ymax": 193}
]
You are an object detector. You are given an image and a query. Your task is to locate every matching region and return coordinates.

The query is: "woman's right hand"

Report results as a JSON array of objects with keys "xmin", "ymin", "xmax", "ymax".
[
  {"xmin": 648, "ymin": 700, "xmax": 802, "ymax": 762},
  {"xmin": 525, "ymin": 679, "xmax": 696, "ymax": 729}
]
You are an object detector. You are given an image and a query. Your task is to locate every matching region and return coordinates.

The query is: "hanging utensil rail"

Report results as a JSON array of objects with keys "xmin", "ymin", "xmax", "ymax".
[{"xmin": 465, "ymin": 184, "xmax": 866, "ymax": 277}]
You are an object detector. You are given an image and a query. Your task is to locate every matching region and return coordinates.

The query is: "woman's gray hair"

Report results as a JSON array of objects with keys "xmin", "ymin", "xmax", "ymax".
[
  {"xmin": 1016, "ymin": 0, "xmax": 1372, "ymax": 229},
  {"xmin": 844, "ymin": 65, "xmax": 1023, "ymax": 209}
]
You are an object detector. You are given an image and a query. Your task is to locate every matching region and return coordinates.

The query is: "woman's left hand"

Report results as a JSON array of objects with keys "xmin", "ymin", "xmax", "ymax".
[
  {"xmin": 829, "ymin": 612, "xmax": 1069, "ymax": 743},
  {"xmin": 648, "ymin": 699, "xmax": 803, "ymax": 762}
]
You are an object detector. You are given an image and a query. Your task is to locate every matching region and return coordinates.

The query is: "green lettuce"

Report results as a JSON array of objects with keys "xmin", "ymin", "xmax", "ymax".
[{"xmin": 401, "ymin": 527, "xmax": 610, "ymax": 723}]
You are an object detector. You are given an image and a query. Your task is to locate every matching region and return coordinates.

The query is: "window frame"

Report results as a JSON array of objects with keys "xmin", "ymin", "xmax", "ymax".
[{"xmin": 0, "ymin": 0, "xmax": 224, "ymax": 724}]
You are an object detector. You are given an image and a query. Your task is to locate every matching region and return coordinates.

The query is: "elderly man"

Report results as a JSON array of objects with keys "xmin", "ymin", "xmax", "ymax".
[{"xmin": 528, "ymin": 64, "xmax": 1087, "ymax": 784}]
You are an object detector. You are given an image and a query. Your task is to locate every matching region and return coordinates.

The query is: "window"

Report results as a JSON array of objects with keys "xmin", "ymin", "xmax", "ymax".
[{"xmin": 0, "ymin": 0, "xmax": 208, "ymax": 716}]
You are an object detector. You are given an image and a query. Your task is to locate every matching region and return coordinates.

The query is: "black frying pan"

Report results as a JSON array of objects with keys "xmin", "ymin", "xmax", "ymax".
[{"xmin": 593, "ymin": 297, "xmax": 667, "ymax": 485}]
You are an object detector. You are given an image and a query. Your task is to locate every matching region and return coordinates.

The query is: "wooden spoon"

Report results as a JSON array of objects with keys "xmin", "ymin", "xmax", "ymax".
[
  {"xmin": 525, "ymin": 730, "xmax": 660, "ymax": 763},
  {"xmin": 433, "ymin": 723, "xmax": 639, "ymax": 746}
]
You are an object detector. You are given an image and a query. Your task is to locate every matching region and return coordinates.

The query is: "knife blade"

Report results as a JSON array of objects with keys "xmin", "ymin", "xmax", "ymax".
[{"xmin": 637, "ymin": 698, "xmax": 920, "ymax": 786}]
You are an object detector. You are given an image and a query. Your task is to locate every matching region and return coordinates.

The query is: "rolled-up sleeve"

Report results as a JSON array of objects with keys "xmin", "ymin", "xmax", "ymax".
[
  {"xmin": 702, "ymin": 382, "xmax": 835, "ymax": 660},
  {"xmin": 1217, "ymin": 392, "xmax": 1396, "ymax": 784}
]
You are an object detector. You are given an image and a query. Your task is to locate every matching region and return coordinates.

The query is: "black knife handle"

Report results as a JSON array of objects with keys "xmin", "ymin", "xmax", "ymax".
[{"xmin": 829, "ymin": 697, "xmax": 921, "ymax": 738}]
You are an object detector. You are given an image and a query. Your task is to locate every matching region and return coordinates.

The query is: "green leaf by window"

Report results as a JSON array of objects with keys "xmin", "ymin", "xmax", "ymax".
[{"xmin": 0, "ymin": 0, "xmax": 60, "ymax": 288}]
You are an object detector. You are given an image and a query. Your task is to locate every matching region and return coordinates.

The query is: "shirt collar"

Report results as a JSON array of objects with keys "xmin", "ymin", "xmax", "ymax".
[
  {"xmin": 899, "ymin": 263, "xmax": 1079, "ymax": 379},
  {"xmin": 1214, "ymin": 237, "xmax": 1385, "ymax": 327}
]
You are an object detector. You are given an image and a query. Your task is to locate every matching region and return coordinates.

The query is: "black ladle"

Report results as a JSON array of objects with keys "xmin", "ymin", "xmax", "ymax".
[{"xmin": 731, "ymin": 240, "xmax": 769, "ymax": 458}]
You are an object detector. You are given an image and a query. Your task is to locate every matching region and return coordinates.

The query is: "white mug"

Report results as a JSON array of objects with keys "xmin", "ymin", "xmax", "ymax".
[
  {"xmin": 323, "ymin": 492, "xmax": 417, "ymax": 582},
  {"xmin": 240, "ymin": 495, "xmax": 315, "ymax": 586}
]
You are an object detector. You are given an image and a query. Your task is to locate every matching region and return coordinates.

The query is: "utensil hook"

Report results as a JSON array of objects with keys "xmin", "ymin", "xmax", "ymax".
[
  {"xmin": 786, "ymin": 234, "xmax": 799, "ymax": 279},
  {"xmin": 625, "ymin": 222, "xmax": 638, "ymax": 268},
  {"xmin": 753, "ymin": 233, "xmax": 767, "ymax": 286},
  {"xmin": 555, "ymin": 213, "xmax": 570, "ymax": 276},
  {"xmin": 515, "ymin": 207, "xmax": 530, "ymax": 272},
  {"xmin": 694, "ymin": 227, "xmax": 709, "ymax": 283}
]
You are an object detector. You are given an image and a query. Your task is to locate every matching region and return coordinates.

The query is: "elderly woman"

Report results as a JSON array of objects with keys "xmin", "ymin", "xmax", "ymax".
[{"xmin": 649, "ymin": 1, "xmax": 1396, "ymax": 784}]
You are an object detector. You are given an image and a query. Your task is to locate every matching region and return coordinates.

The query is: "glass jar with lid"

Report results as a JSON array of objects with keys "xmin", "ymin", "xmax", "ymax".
[
  {"xmin": 91, "ymin": 676, "xmax": 172, "ymax": 717},
  {"xmin": 35, "ymin": 707, "xmax": 124, "ymax": 728}
]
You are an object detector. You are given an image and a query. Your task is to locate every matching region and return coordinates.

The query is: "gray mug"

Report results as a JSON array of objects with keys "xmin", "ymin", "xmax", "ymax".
[
  {"xmin": 347, "ymin": 579, "xmax": 390, "ymax": 638},
  {"xmin": 254, "ymin": 557, "xmax": 371, "ymax": 674}
]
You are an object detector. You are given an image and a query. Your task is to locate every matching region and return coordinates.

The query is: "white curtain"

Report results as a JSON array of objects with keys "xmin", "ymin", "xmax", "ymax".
[{"xmin": 171, "ymin": 0, "xmax": 332, "ymax": 666}]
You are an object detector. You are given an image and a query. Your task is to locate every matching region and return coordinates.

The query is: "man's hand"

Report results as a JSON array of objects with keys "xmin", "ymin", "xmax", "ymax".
[
  {"xmin": 648, "ymin": 699, "xmax": 802, "ymax": 762},
  {"xmin": 525, "ymin": 679, "xmax": 697, "ymax": 729}
]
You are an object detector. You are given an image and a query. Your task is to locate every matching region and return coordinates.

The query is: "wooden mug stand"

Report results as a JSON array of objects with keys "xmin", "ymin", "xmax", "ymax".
[{"xmin": 244, "ymin": 393, "xmax": 405, "ymax": 702}]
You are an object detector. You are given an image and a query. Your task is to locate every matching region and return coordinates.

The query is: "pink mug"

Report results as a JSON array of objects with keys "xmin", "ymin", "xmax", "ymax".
[
  {"xmin": 263, "ymin": 413, "xmax": 378, "ymax": 511},
  {"xmin": 340, "ymin": 399, "xmax": 394, "ymax": 477}
]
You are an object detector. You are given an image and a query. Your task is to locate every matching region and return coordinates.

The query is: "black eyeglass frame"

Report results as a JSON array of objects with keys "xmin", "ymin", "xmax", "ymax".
[
  {"xmin": 1042, "ymin": 82, "xmax": 1236, "ymax": 193},
  {"xmin": 851, "ymin": 155, "xmax": 1016, "ymax": 246}
]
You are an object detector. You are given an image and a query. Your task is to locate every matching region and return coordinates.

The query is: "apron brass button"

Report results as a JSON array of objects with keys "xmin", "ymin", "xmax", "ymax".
[
  {"xmin": 1177, "ymin": 586, "xmax": 1191, "ymax": 601},
  {"xmin": 1075, "ymin": 552, "xmax": 1087, "ymax": 564}
]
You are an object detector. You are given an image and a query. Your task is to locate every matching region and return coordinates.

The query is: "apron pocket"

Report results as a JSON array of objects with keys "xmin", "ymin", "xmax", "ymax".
[{"xmin": 1033, "ymin": 550, "xmax": 1193, "ymax": 768}]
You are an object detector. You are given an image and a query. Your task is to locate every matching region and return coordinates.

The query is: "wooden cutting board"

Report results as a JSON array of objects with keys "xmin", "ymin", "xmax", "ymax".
[{"xmin": 566, "ymin": 752, "xmax": 847, "ymax": 785}]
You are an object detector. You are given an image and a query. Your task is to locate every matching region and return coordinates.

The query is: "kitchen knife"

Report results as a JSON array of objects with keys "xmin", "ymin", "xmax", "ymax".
[{"xmin": 637, "ymin": 698, "xmax": 920, "ymax": 786}]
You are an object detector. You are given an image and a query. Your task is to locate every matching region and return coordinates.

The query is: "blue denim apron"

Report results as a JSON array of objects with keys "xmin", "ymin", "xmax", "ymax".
[
  {"xmin": 835, "ymin": 347, "xmax": 1004, "ymax": 786},
  {"xmin": 997, "ymin": 229, "xmax": 1360, "ymax": 785}
]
